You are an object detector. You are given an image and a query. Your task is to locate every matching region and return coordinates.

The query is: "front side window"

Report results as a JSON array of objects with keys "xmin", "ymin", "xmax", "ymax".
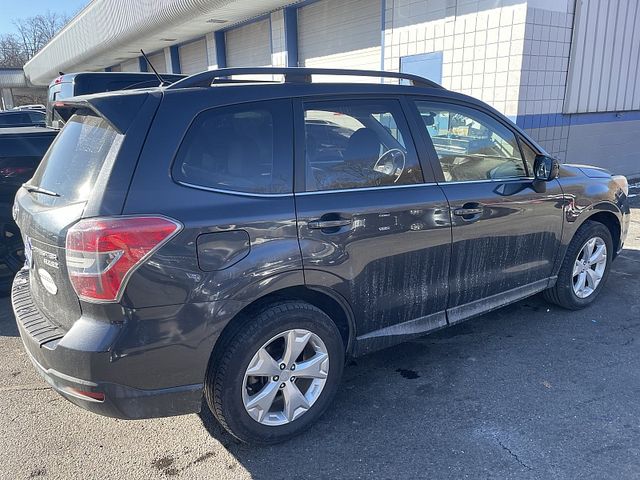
[
  {"xmin": 173, "ymin": 100, "xmax": 292, "ymax": 194},
  {"xmin": 303, "ymin": 99, "xmax": 423, "ymax": 191},
  {"xmin": 415, "ymin": 101, "xmax": 528, "ymax": 182}
]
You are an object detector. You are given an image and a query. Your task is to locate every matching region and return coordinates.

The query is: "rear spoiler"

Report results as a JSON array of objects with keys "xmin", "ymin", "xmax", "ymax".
[{"xmin": 52, "ymin": 91, "xmax": 156, "ymax": 134}]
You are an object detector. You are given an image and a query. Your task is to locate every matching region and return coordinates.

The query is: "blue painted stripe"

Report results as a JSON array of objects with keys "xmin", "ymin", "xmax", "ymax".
[
  {"xmin": 517, "ymin": 110, "xmax": 640, "ymax": 130},
  {"xmin": 138, "ymin": 57, "xmax": 148, "ymax": 72},
  {"xmin": 214, "ymin": 31, "xmax": 226, "ymax": 68},
  {"xmin": 284, "ymin": 7, "xmax": 299, "ymax": 67},
  {"xmin": 169, "ymin": 45, "xmax": 181, "ymax": 74}
]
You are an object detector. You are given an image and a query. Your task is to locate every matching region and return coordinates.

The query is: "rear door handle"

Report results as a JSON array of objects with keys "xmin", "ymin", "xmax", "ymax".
[
  {"xmin": 308, "ymin": 219, "xmax": 353, "ymax": 229},
  {"xmin": 453, "ymin": 207, "xmax": 484, "ymax": 216}
]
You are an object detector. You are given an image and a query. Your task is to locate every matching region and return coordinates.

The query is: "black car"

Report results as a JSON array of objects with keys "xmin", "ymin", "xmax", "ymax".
[
  {"xmin": 0, "ymin": 127, "xmax": 57, "ymax": 291},
  {"xmin": 47, "ymin": 71, "xmax": 186, "ymax": 127},
  {"xmin": 0, "ymin": 110, "xmax": 46, "ymax": 128},
  {"xmin": 11, "ymin": 68, "xmax": 630, "ymax": 445}
]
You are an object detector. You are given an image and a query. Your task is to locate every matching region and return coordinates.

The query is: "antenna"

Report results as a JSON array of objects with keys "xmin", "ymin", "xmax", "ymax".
[{"xmin": 140, "ymin": 49, "xmax": 168, "ymax": 86}]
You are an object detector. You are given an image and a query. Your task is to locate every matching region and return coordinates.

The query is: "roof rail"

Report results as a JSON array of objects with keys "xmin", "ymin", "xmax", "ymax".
[{"xmin": 165, "ymin": 67, "xmax": 443, "ymax": 90}]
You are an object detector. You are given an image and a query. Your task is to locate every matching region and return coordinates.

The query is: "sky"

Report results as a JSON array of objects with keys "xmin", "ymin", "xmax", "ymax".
[{"xmin": 0, "ymin": 0, "xmax": 90, "ymax": 36}]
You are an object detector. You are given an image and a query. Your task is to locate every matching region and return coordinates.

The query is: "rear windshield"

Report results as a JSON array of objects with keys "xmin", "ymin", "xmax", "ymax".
[
  {"xmin": 29, "ymin": 110, "xmax": 122, "ymax": 204},
  {"xmin": 0, "ymin": 113, "xmax": 30, "ymax": 125}
]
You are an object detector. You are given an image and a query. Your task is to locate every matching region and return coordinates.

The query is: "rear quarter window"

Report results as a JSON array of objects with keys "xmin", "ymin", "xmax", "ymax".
[{"xmin": 172, "ymin": 99, "xmax": 293, "ymax": 194}]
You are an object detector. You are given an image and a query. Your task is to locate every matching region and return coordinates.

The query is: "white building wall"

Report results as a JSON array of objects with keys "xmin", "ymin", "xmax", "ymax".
[
  {"xmin": 298, "ymin": 0, "xmax": 381, "ymax": 76},
  {"xmin": 205, "ymin": 32, "xmax": 218, "ymax": 69},
  {"xmin": 383, "ymin": 0, "xmax": 528, "ymax": 119},
  {"xmin": 164, "ymin": 47, "xmax": 175, "ymax": 73},
  {"xmin": 517, "ymin": 1, "xmax": 575, "ymax": 159},
  {"xmin": 271, "ymin": 10, "xmax": 287, "ymax": 67}
]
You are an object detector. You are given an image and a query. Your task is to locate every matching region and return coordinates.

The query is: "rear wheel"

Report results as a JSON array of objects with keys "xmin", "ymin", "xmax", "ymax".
[
  {"xmin": 205, "ymin": 301, "xmax": 344, "ymax": 444},
  {"xmin": 0, "ymin": 220, "xmax": 24, "ymax": 295},
  {"xmin": 543, "ymin": 221, "xmax": 613, "ymax": 309}
]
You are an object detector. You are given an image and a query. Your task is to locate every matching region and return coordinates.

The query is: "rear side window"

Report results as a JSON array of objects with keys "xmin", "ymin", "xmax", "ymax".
[
  {"xmin": 172, "ymin": 100, "xmax": 293, "ymax": 194},
  {"xmin": 29, "ymin": 110, "xmax": 122, "ymax": 203},
  {"xmin": 303, "ymin": 99, "xmax": 424, "ymax": 192}
]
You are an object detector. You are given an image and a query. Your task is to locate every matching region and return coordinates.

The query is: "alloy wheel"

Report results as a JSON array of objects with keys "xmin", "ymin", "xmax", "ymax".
[
  {"xmin": 242, "ymin": 329, "xmax": 329, "ymax": 426},
  {"xmin": 572, "ymin": 236, "xmax": 607, "ymax": 299}
]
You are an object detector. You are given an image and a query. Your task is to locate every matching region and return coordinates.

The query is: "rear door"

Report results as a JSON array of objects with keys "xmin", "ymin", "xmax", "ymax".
[
  {"xmin": 409, "ymin": 98, "xmax": 564, "ymax": 322},
  {"xmin": 14, "ymin": 110, "xmax": 124, "ymax": 330},
  {"xmin": 294, "ymin": 96, "xmax": 451, "ymax": 352}
]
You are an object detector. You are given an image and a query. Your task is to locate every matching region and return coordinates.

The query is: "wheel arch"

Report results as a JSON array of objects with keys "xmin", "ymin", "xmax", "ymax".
[
  {"xmin": 569, "ymin": 202, "xmax": 622, "ymax": 257},
  {"xmin": 207, "ymin": 279, "xmax": 357, "ymax": 373},
  {"xmin": 585, "ymin": 210, "xmax": 621, "ymax": 257}
]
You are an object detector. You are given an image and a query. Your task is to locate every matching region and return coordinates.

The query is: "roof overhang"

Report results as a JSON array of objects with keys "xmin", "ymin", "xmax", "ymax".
[
  {"xmin": 0, "ymin": 68, "xmax": 30, "ymax": 88},
  {"xmin": 24, "ymin": 0, "xmax": 295, "ymax": 86}
]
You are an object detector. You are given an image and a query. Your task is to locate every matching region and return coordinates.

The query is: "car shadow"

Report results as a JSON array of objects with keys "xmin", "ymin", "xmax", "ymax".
[
  {"xmin": 0, "ymin": 297, "xmax": 18, "ymax": 337},
  {"xmin": 194, "ymin": 247, "xmax": 640, "ymax": 479}
]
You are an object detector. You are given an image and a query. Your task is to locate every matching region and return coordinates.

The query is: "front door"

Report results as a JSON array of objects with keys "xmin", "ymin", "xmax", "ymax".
[
  {"xmin": 294, "ymin": 97, "xmax": 451, "ymax": 353},
  {"xmin": 411, "ymin": 99, "xmax": 564, "ymax": 323}
]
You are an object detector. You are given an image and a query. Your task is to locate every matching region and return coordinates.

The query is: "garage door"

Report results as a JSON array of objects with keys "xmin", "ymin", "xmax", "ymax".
[
  {"xmin": 179, "ymin": 38, "xmax": 207, "ymax": 75},
  {"xmin": 226, "ymin": 19, "xmax": 271, "ymax": 67},
  {"xmin": 120, "ymin": 58, "xmax": 139, "ymax": 72},
  {"xmin": 146, "ymin": 51, "xmax": 167, "ymax": 73},
  {"xmin": 299, "ymin": 0, "xmax": 381, "ymax": 74}
]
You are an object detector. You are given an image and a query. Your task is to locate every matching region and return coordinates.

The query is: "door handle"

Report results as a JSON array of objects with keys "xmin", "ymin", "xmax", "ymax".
[
  {"xmin": 453, "ymin": 207, "xmax": 484, "ymax": 216},
  {"xmin": 308, "ymin": 219, "xmax": 353, "ymax": 229}
]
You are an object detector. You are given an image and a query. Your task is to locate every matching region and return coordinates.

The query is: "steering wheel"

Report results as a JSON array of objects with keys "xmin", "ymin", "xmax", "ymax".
[{"xmin": 373, "ymin": 149, "xmax": 406, "ymax": 183}]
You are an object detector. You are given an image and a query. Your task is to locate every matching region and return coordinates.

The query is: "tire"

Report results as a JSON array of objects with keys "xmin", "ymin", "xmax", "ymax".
[
  {"xmin": 205, "ymin": 301, "xmax": 345, "ymax": 445},
  {"xmin": 0, "ymin": 219, "xmax": 25, "ymax": 295},
  {"xmin": 543, "ymin": 220, "xmax": 613, "ymax": 310}
]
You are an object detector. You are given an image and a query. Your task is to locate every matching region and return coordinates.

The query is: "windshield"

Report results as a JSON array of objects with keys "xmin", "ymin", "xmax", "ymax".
[{"xmin": 29, "ymin": 110, "xmax": 122, "ymax": 204}]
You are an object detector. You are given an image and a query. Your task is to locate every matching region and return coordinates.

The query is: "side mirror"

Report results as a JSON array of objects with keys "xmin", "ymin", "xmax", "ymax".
[{"xmin": 533, "ymin": 155, "xmax": 560, "ymax": 181}]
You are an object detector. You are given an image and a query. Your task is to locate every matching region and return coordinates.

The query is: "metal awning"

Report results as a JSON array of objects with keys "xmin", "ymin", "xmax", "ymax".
[
  {"xmin": 0, "ymin": 69, "xmax": 29, "ymax": 88},
  {"xmin": 24, "ymin": 0, "xmax": 295, "ymax": 86}
]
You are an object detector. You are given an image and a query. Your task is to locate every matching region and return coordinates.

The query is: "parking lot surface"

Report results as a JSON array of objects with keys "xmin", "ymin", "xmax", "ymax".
[{"xmin": 1, "ymin": 188, "xmax": 639, "ymax": 479}]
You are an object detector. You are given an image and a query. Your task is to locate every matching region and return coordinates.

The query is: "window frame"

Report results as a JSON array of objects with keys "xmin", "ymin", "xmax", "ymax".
[
  {"xmin": 171, "ymin": 98, "xmax": 294, "ymax": 197},
  {"xmin": 292, "ymin": 94, "xmax": 433, "ymax": 194},
  {"xmin": 406, "ymin": 96, "xmax": 541, "ymax": 185}
]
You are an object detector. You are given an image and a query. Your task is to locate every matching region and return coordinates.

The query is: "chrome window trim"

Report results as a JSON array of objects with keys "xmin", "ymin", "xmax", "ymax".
[
  {"xmin": 442, "ymin": 176, "xmax": 535, "ymax": 185},
  {"xmin": 175, "ymin": 180, "xmax": 294, "ymax": 198},
  {"xmin": 297, "ymin": 182, "xmax": 438, "ymax": 196},
  {"xmin": 177, "ymin": 177, "xmax": 536, "ymax": 197}
]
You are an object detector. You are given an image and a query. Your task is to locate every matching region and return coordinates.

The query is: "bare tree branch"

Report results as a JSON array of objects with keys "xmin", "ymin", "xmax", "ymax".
[{"xmin": 0, "ymin": 11, "xmax": 68, "ymax": 68}]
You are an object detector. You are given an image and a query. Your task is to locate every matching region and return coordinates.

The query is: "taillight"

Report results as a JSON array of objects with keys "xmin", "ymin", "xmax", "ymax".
[{"xmin": 65, "ymin": 216, "xmax": 181, "ymax": 302}]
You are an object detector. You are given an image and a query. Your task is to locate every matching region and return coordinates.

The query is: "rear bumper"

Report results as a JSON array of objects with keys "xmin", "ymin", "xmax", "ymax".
[{"xmin": 12, "ymin": 269, "xmax": 207, "ymax": 419}]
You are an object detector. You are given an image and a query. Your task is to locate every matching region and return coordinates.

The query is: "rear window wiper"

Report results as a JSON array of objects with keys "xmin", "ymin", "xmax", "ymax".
[{"xmin": 22, "ymin": 183, "xmax": 60, "ymax": 197}]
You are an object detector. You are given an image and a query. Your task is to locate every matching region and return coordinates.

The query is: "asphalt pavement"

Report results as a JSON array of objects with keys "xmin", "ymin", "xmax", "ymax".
[{"xmin": 0, "ymin": 186, "xmax": 639, "ymax": 479}]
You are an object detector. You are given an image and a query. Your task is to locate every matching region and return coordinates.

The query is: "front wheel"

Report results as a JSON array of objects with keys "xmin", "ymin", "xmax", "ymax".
[
  {"xmin": 544, "ymin": 220, "xmax": 613, "ymax": 309},
  {"xmin": 205, "ymin": 301, "xmax": 345, "ymax": 444}
]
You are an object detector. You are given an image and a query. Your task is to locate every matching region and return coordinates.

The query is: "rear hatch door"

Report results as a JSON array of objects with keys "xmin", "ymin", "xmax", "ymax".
[{"xmin": 14, "ymin": 110, "xmax": 124, "ymax": 330}]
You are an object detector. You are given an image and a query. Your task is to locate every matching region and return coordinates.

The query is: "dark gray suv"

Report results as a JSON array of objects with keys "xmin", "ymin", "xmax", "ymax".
[{"xmin": 11, "ymin": 68, "xmax": 630, "ymax": 444}]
